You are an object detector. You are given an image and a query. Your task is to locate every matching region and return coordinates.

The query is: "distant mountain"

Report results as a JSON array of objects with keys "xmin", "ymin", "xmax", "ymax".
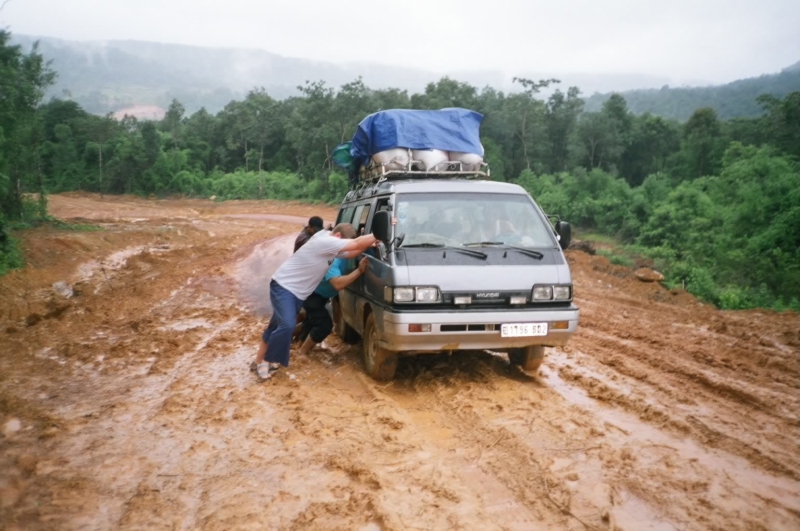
[
  {"xmin": 9, "ymin": 34, "xmax": 797, "ymax": 120},
  {"xmin": 584, "ymin": 62, "xmax": 800, "ymax": 120}
]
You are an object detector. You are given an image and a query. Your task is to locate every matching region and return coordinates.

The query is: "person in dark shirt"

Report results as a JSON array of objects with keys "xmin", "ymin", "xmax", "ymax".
[
  {"xmin": 294, "ymin": 216, "xmax": 325, "ymax": 253},
  {"xmin": 292, "ymin": 216, "xmax": 325, "ymax": 333},
  {"xmin": 296, "ymin": 257, "xmax": 367, "ymax": 356}
]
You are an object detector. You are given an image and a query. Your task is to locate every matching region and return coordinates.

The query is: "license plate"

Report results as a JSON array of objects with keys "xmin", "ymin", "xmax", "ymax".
[{"xmin": 501, "ymin": 322, "xmax": 548, "ymax": 338}]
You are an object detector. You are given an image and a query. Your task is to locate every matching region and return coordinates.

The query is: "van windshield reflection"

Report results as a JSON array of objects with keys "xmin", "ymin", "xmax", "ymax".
[{"xmin": 395, "ymin": 193, "xmax": 556, "ymax": 249}]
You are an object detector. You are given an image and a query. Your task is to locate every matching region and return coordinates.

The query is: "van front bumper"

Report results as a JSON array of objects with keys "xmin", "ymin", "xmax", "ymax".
[{"xmin": 376, "ymin": 306, "xmax": 579, "ymax": 353}]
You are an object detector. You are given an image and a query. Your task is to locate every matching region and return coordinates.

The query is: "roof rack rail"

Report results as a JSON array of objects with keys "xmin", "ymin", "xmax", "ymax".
[{"xmin": 351, "ymin": 158, "xmax": 491, "ymax": 190}]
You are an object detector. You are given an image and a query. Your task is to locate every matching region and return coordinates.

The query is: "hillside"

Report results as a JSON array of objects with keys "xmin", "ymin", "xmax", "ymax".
[
  {"xmin": 13, "ymin": 34, "xmax": 672, "ymax": 115},
  {"xmin": 584, "ymin": 62, "xmax": 800, "ymax": 120},
  {"xmin": 9, "ymin": 34, "xmax": 798, "ymax": 120}
]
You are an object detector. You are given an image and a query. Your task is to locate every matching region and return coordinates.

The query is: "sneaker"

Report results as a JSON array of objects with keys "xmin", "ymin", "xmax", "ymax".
[{"xmin": 256, "ymin": 362, "xmax": 282, "ymax": 380}]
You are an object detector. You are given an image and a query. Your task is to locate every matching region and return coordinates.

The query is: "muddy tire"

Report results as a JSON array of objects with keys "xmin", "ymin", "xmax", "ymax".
[
  {"xmin": 508, "ymin": 346, "xmax": 545, "ymax": 372},
  {"xmin": 363, "ymin": 313, "xmax": 398, "ymax": 381},
  {"xmin": 332, "ymin": 298, "xmax": 359, "ymax": 344}
]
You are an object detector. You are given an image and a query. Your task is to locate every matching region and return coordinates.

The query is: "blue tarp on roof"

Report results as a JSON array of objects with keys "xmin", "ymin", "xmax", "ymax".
[{"xmin": 350, "ymin": 108, "xmax": 484, "ymax": 166}]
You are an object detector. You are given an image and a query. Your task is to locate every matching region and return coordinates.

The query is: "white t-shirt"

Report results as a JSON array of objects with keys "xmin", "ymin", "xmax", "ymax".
[{"xmin": 272, "ymin": 231, "xmax": 349, "ymax": 300}]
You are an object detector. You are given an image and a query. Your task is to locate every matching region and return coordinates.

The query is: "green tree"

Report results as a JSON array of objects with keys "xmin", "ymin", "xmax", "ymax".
[
  {"xmin": 162, "ymin": 98, "xmax": 185, "ymax": 150},
  {"xmin": 44, "ymin": 123, "xmax": 81, "ymax": 191},
  {"xmin": 681, "ymin": 107, "xmax": 724, "ymax": 178},
  {"xmin": 411, "ymin": 77, "xmax": 478, "ymax": 110},
  {"xmin": 507, "ymin": 77, "xmax": 558, "ymax": 173},
  {"xmin": 545, "ymin": 86, "xmax": 583, "ymax": 172},
  {"xmin": 0, "ymin": 31, "xmax": 56, "ymax": 220},
  {"xmin": 572, "ymin": 112, "xmax": 619, "ymax": 169},
  {"xmin": 286, "ymin": 80, "xmax": 337, "ymax": 176},
  {"xmin": 80, "ymin": 113, "xmax": 118, "ymax": 195},
  {"xmin": 620, "ymin": 114, "xmax": 680, "ymax": 186},
  {"xmin": 756, "ymin": 92, "xmax": 800, "ymax": 159}
]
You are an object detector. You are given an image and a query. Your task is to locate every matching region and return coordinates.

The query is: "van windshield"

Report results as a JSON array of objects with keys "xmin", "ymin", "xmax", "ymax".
[{"xmin": 395, "ymin": 193, "xmax": 557, "ymax": 249}]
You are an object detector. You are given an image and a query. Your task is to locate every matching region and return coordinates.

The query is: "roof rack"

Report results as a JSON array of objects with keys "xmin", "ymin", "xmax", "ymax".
[{"xmin": 352, "ymin": 158, "xmax": 491, "ymax": 191}]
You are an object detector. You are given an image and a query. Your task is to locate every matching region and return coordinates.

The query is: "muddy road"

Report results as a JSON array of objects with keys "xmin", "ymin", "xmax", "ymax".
[{"xmin": 1, "ymin": 193, "xmax": 798, "ymax": 530}]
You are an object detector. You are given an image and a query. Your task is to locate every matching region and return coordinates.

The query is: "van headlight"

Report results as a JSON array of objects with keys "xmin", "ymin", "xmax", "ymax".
[
  {"xmin": 553, "ymin": 285, "xmax": 572, "ymax": 300},
  {"xmin": 532, "ymin": 284, "xmax": 572, "ymax": 301},
  {"xmin": 385, "ymin": 286, "xmax": 441, "ymax": 303},
  {"xmin": 393, "ymin": 287, "xmax": 415, "ymax": 302},
  {"xmin": 415, "ymin": 287, "xmax": 440, "ymax": 302}
]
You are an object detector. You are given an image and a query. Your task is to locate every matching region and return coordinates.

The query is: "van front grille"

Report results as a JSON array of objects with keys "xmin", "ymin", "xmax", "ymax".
[{"xmin": 440, "ymin": 324, "xmax": 496, "ymax": 332}]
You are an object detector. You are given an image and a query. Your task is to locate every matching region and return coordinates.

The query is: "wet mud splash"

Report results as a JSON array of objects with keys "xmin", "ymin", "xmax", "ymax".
[{"xmin": 1, "ymin": 193, "xmax": 797, "ymax": 530}]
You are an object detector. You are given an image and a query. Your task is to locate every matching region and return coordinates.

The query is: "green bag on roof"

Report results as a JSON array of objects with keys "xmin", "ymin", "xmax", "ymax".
[{"xmin": 332, "ymin": 142, "xmax": 355, "ymax": 170}]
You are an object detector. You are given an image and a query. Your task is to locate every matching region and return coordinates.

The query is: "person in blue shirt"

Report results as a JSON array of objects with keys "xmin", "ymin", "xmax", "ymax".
[{"xmin": 296, "ymin": 257, "xmax": 368, "ymax": 357}]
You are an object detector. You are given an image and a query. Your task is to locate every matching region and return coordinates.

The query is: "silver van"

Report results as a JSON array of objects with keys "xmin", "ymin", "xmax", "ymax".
[{"xmin": 332, "ymin": 174, "xmax": 579, "ymax": 380}]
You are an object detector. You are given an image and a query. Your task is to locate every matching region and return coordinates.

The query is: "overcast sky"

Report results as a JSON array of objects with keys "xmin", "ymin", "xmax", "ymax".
[{"xmin": 1, "ymin": 0, "xmax": 798, "ymax": 84}]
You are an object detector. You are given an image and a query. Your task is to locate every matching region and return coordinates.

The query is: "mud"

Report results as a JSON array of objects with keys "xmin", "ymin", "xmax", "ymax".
[{"xmin": 1, "ymin": 192, "xmax": 798, "ymax": 530}]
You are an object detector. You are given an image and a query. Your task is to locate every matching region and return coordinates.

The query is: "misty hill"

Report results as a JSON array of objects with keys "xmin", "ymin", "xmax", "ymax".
[
  {"xmin": 584, "ymin": 62, "xmax": 800, "ymax": 121},
  {"xmin": 10, "ymin": 35, "xmax": 798, "ymax": 121},
  {"xmin": 13, "ymin": 34, "xmax": 671, "ymax": 114}
]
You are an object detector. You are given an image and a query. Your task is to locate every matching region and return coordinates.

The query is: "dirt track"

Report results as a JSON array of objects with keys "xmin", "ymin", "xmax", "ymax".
[{"xmin": 1, "ymin": 193, "xmax": 798, "ymax": 531}]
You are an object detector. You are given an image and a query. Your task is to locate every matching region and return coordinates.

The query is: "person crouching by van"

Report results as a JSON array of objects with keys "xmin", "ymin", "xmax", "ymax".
[
  {"xmin": 294, "ymin": 216, "xmax": 325, "ymax": 253},
  {"xmin": 293, "ymin": 216, "xmax": 324, "ymax": 332},
  {"xmin": 296, "ymin": 258, "xmax": 368, "ymax": 356},
  {"xmin": 252, "ymin": 224, "xmax": 377, "ymax": 381}
]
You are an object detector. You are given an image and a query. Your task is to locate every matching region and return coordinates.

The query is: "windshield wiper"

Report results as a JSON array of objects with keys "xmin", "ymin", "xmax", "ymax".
[
  {"xmin": 446, "ymin": 246, "xmax": 487, "ymax": 259},
  {"xmin": 462, "ymin": 241, "xmax": 544, "ymax": 260},
  {"xmin": 401, "ymin": 243, "xmax": 487, "ymax": 259},
  {"xmin": 463, "ymin": 241, "xmax": 504, "ymax": 246}
]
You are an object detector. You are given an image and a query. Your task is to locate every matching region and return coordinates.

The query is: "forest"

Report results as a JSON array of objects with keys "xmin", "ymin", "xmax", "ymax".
[
  {"xmin": 584, "ymin": 61, "xmax": 800, "ymax": 120},
  {"xmin": 1, "ymin": 30, "xmax": 798, "ymax": 311}
]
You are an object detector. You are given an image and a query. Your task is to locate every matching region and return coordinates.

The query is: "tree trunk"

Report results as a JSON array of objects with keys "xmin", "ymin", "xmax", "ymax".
[
  {"xmin": 13, "ymin": 171, "xmax": 22, "ymax": 220},
  {"xmin": 518, "ymin": 115, "xmax": 530, "ymax": 171},
  {"xmin": 244, "ymin": 139, "xmax": 249, "ymax": 171},
  {"xmin": 98, "ymin": 143, "xmax": 104, "ymax": 198},
  {"xmin": 36, "ymin": 146, "xmax": 46, "ymax": 218},
  {"xmin": 259, "ymin": 144, "xmax": 264, "ymax": 172}
]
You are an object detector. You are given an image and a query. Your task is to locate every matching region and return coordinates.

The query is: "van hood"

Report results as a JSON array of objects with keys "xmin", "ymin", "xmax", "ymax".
[{"xmin": 395, "ymin": 248, "xmax": 570, "ymax": 291}]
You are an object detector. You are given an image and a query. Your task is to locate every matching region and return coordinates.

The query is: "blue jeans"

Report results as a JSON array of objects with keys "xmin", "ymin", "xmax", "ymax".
[{"xmin": 262, "ymin": 280, "xmax": 304, "ymax": 367}]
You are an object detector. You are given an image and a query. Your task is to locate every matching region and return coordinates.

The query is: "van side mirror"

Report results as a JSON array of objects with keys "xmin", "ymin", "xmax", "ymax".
[
  {"xmin": 555, "ymin": 221, "xmax": 571, "ymax": 250},
  {"xmin": 371, "ymin": 211, "xmax": 392, "ymax": 244}
]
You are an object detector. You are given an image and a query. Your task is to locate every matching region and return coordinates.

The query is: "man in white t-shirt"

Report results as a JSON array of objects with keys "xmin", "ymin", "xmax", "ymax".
[{"xmin": 252, "ymin": 223, "xmax": 377, "ymax": 380}]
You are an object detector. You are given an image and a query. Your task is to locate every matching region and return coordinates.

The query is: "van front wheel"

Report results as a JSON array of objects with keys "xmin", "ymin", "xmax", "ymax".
[
  {"xmin": 508, "ymin": 346, "xmax": 545, "ymax": 372},
  {"xmin": 363, "ymin": 314, "xmax": 398, "ymax": 381}
]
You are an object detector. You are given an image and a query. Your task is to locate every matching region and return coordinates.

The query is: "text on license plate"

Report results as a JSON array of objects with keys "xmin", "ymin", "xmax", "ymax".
[{"xmin": 501, "ymin": 322, "xmax": 548, "ymax": 338}]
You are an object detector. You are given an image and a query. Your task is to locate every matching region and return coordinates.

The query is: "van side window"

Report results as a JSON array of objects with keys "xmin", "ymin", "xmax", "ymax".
[
  {"xmin": 351, "ymin": 204, "xmax": 365, "ymax": 233},
  {"xmin": 338, "ymin": 206, "xmax": 355, "ymax": 225},
  {"xmin": 376, "ymin": 198, "xmax": 391, "ymax": 214},
  {"xmin": 357, "ymin": 204, "xmax": 372, "ymax": 236}
]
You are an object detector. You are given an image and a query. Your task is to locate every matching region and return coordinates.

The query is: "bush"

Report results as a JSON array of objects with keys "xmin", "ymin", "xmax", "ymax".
[{"xmin": 0, "ymin": 235, "xmax": 24, "ymax": 276}]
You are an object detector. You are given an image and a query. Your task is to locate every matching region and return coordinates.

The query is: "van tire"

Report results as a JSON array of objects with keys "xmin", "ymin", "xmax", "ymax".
[
  {"xmin": 508, "ymin": 346, "xmax": 545, "ymax": 372},
  {"xmin": 332, "ymin": 298, "xmax": 359, "ymax": 344},
  {"xmin": 363, "ymin": 314, "xmax": 398, "ymax": 381}
]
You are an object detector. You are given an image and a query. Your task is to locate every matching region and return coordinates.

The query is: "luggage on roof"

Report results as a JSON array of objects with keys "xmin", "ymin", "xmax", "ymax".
[
  {"xmin": 351, "ymin": 108, "xmax": 484, "ymax": 166},
  {"xmin": 333, "ymin": 108, "xmax": 489, "ymax": 186}
]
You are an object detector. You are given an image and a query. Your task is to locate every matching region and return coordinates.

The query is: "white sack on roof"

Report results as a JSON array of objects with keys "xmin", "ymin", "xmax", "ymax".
[
  {"xmin": 411, "ymin": 149, "xmax": 449, "ymax": 171},
  {"xmin": 448, "ymin": 151, "xmax": 484, "ymax": 171},
  {"xmin": 372, "ymin": 148, "xmax": 410, "ymax": 170}
]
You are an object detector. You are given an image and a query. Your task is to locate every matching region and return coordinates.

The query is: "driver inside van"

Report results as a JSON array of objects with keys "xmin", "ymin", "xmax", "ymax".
[{"xmin": 454, "ymin": 207, "xmax": 516, "ymax": 244}]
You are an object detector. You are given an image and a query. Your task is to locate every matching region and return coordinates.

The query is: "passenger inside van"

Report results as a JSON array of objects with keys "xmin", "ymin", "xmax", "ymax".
[{"xmin": 453, "ymin": 207, "xmax": 517, "ymax": 244}]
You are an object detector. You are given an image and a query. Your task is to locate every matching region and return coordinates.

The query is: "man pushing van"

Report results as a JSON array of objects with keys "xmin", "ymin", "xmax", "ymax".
[{"xmin": 251, "ymin": 224, "xmax": 377, "ymax": 380}]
